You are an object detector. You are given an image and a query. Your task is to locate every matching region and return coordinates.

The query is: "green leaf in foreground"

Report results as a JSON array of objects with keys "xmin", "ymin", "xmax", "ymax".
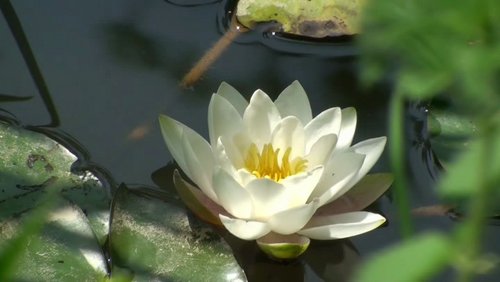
[
  {"xmin": 109, "ymin": 185, "xmax": 247, "ymax": 281},
  {"xmin": 236, "ymin": 0, "xmax": 366, "ymax": 37},
  {"xmin": 353, "ymin": 233, "xmax": 451, "ymax": 282},
  {"xmin": 439, "ymin": 127, "xmax": 500, "ymax": 198}
]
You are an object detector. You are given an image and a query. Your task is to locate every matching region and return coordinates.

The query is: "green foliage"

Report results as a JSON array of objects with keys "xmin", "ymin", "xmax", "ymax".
[
  {"xmin": 359, "ymin": 0, "xmax": 500, "ymax": 281},
  {"xmin": 354, "ymin": 233, "xmax": 452, "ymax": 282}
]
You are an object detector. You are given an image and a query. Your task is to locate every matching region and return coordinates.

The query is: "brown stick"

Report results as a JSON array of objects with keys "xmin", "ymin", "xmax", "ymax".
[{"xmin": 180, "ymin": 16, "xmax": 248, "ymax": 88}]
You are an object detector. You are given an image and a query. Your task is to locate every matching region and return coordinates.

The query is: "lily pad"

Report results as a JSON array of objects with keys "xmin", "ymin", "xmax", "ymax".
[
  {"xmin": 0, "ymin": 197, "xmax": 108, "ymax": 281},
  {"xmin": 236, "ymin": 0, "xmax": 366, "ymax": 37},
  {"xmin": 109, "ymin": 184, "xmax": 247, "ymax": 281},
  {"xmin": 0, "ymin": 122, "xmax": 110, "ymax": 244},
  {"xmin": 0, "ymin": 121, "xmax": 111, "ymax": 279}
]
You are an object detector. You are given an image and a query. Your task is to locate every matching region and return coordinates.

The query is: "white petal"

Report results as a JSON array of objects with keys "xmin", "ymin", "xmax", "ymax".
[
  {"xmin": 159, "ymin": 115, "xmax": 188, "ymax": 171},
  {"xmin": 336, "ymin": 107, "xmax": 357, "ymax": 150},
  {"xmin": 304, "ymin": 107, "xmax": 341, "ymax": 153},
  {"xmin": 208, "ymin": 94, "xmax": 243, "ymax": 146},
  {"xmin": 347, "ymin": 137, "xmax": 387, "ymax": 186},
  {"xmin": 219, "ymin": 215, "xmax": 270, "ymax": 240},
  {"xmin": 212, "ymin": 168, "xmax": 253, "ymax": 219},
  {"xmin": 274, "ymin": 81, "xmax": 312, "ymax": 124},
  {"xmin": 243, "ymin": 90, "xmax": 281, "ymax": 147},
  {"xmin": 217, "ymin": 135, "xmax": 243, "ymax": 170},
  {"xmin": 280, "ymin": 166, "xmax": 324, "ymax": 206},
  {"xmin": 267, "ymin": 199, "xmax": 320, "ymax": 234},
  {"xmin": 305, "ymin": 134, "xmax": 338, "ymax": 167},
  {"xmin": 181, "ymin": 131, "xmax": 217, "ymax": 202},
  {"xmin": 245, "ymin": 178, "xmax": 292, "ymax": 220},
  {"xmin": 271, "ymin": 116, "xmax": 305, "ymax": 159},
  {"xmin": 217, "ymin": 82, "xmax": 248, "ymax": 115},
  {"xmin": 237, "ymin": 169, "xmax": 257, "ymax": 187},
  {"xmin": 159, "ymin": 115, "xmax": 208, "ymax": 193},
  {"xmin": 310, "ymin": 152, "xmax": 365, "ymax": 205},
  {"xmin": 298, "ymin": 212, "xmax": 385, "ymax": 240}
]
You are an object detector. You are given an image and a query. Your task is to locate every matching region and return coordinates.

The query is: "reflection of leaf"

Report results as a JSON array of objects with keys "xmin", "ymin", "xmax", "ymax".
[
  {"xmin": 109, "ymin": 184, "xmax": 247, "ymax": 281},
  {"xmin": 354, "ymin": 233, "xmax": 451, "ymax": 282},
  {"xmin": 0, "ymin": 94, "xmax": 32, "ymax": 103},
  {"xmin": 102, "ymin": 23, "xmax": 164, "ymax": 69},
  {"xmin": 236, "ymin": 0, "xmax": 365, "ymax": 37}
]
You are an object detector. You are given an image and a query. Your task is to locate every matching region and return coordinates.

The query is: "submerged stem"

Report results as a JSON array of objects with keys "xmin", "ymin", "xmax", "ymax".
[{"xmin": 180, "ymin": 15, "xmax": 248, "ymax": 88}]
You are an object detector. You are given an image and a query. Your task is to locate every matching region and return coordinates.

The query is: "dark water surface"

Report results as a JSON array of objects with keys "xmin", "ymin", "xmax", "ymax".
[{"xmin": 1, "ymin": 1, "xmax": 498, "ymax": 281}]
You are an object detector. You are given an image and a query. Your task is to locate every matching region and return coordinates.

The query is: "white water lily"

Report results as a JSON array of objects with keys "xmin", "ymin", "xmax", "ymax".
[{"xmin": 160, "ymin": 81, "xmax": 391, "ymax": 257}]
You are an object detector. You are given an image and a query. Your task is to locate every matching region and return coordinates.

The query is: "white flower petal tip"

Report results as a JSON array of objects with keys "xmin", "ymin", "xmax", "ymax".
[
  {"xmin": 298, "ymin": 212, "xmax": 386, "ymax": 240},
  {"xmin": 257, "ymin": 233, "xmax": 310, "ymax": 261}
]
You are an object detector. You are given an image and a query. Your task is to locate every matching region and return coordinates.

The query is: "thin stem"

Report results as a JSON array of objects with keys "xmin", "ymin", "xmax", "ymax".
[
  {"xmin": 389, "ymin": 91, "xmax": 414, "ymax": 238},
  {"xmin": 180, "ymin": 15, "xmax": 248, "ymax": 88},
  {"xmin": 0, "ymin": 0, "xmax": 60, "ymax": 126}
]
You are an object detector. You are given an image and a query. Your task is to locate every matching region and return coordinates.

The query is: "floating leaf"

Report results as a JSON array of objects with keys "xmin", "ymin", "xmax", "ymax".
[
  {"xmin": 0, "ymin": 122, "xmax": 110, "ymax": 244},
  {"xmin": 0, "ymin": 198, "xmax": 108, "ymax": 281},
  {"xmin": 0, "ymin": 122, "xmax": 111, "ymax": 279},
  {"xmin": 109, "ymin": 184, "xmax": 247, "ymax": 281},
  {"xmin": 236, "ymin": 0, "xmax": 366, "ymax": 37}
]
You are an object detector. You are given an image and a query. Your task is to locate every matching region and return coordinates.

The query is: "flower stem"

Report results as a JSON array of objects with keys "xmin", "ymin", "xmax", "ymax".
[
  {"xmin": 180, "ymin": 15, "xmax": 248, "ymax": 88},
  {"xmin": 456, "ymin": 122, "xmax": 493, "ymax": 282},
  {"xmin": 389, "ymin": 92, "xmax": 414, "ymax": 238}
]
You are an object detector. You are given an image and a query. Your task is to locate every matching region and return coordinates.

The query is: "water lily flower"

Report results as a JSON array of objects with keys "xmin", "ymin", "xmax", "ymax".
[{"xmin": 159, "ymin": 81, "xmax": 392, "ymax": 259}]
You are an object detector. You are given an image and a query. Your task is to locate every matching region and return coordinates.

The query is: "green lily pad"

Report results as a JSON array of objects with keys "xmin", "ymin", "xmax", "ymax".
[
  {"xmin": 0, "ymin": 121, "xmax": 111, "ymax": 279},
  {"xmin": 236, "ymin": 0, "xmax": 366, "ymax": 37},
  {"xmin": 0, "ymin": 122, "xmax": 110, "ymax": 244},
  {"xmin": 109, "ymin": 184, "xmax": 247, "ymax": 281},
  {"xmin": 0, "ymin": 197, "xmax": 108, "ymax": 281}
]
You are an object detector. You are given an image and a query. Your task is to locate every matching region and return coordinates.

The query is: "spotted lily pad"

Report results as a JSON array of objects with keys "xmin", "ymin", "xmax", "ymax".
[
  {"xmin": 0, "ymin": 121, "xmax": 111, "ymax": 279},
  {"xmin": 0, "ymin": 198, "xmax": 109, "ymax": 281},
  {"xmin": 0, "ymin": 122, "xmax": 110, "ymax": 243},
  {"xmin": 109, "ymin": 184, "xmax": 247, "ymax": 281},
  {"xmin": 236, "ymin": 0, "xmax": 366, "ymax": 37}
]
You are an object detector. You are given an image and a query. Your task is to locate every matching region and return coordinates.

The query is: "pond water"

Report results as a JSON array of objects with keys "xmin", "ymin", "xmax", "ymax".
[{"xmin": 1, "ymin": 0, "xmax": 498, "ymax": 281}]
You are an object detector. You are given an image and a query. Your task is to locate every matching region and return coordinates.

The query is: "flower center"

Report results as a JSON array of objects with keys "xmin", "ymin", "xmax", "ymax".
[{"xmin": 243, "ymin": 143, "xmax": 308, "ymax": 182}]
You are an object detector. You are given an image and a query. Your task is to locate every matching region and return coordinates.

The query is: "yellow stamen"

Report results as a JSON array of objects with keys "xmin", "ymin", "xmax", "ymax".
[{"xmin": 244, "ymin": 143, "xmax": 308, "ymax": 182}]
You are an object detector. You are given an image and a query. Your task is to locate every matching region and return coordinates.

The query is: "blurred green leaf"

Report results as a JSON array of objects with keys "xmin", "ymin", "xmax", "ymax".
[
  {"xmin": 109, "ymin": 185, "xmax": 247, "ymax": 281},
  {"xmin": 361, "ymin": 0, "xmax": 500, "ymax": 108},
  {"xmin": 353, "ymin": 233, "xmax": 451, "ymax": 282},
  {"xmin": 439, "ymin": 126, "xmax": 500, "ymax": 198}
]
